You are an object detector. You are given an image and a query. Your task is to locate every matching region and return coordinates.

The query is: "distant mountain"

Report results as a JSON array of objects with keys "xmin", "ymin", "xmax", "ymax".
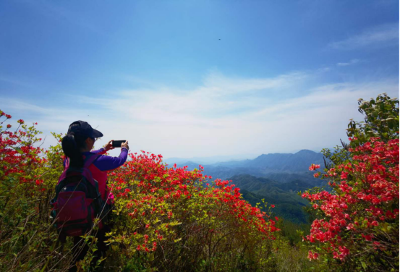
[
  {"xmin": 244, "ymin": 150, "xmax": 325, "ymax": 172},
  {"xmin": 164, "ymin": 154, "xmax": 258, "ymax": 165},
  {"xmin": 167, "ymin": 149, "xmax": 326, "ymax": 183}
]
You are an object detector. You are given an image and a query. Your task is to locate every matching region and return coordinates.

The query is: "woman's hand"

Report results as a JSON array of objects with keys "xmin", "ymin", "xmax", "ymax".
[
  {"xmin": 121, "ymin": 140, "xmax": 129, "ymax": 151},
  {"xmin": 104, "ymin": 140, "xmax": 115, "ymax": 151}
]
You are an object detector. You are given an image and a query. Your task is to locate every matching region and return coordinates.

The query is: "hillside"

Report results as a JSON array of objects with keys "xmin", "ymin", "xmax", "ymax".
[
  {"xmin": 232, "ymin": 175, "xmax": 311, "ymax": 224},
  {"xmin": 165, "ymin": 151, "xmax": 327, "ymax": 224}
]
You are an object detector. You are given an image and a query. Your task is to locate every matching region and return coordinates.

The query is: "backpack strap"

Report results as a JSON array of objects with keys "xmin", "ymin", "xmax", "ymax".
[
  {"xmin": 83, "ymin": 153, "xmax": 101, "ymax": 168},
  {"xmin": 54, "ymin": 153, "xmax": 101, "ymax": 197}
]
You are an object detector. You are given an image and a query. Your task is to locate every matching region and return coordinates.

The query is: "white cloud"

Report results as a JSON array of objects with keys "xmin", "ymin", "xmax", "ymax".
[
  {"xmin": 337, "ymin": 59, "xmax": 360, "ymax": 67},
  {"xmin": 202, "ymin": 71, "xmax": 308, "ymax": 96},
  {"xmin": 329, "ymin": 23, "xmax": 398, "ymax": 50},
  {"xmin": 73, "ymin": 71, "xmax": 309, "ymax": 126},
  {"xmin": 1, "ymin": 72, "xmax": 398, "ymax": 159}
]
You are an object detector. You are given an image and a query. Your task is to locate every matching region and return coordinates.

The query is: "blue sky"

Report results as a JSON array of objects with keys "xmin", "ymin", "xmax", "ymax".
[{"xmin": 0, "ymin": 0, "xmax": 398, "ymax": 159}]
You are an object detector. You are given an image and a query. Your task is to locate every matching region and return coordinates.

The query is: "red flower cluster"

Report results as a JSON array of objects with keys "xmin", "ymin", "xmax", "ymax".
[
  {"xmin": 0, "ymin": 110, "xmax": 46, "ymax": 191},
  {"xmin": 308, "ymin": 250, "xmax": 319, "ymax": 260},
  {"xmin": 1, "ymin": 109, "xmax": 279, "ymax": 261},
  {"xmin": 1, "ymin": 133, "xmax": 43, "ymax": 175},
  {"xmin": 309, "ymin": 164, "xmax": 320, "ymax": 171},
  {"xmin": 303, "ymin": 137, "xmax": 399, "ymax": 261},
  {"xmin": 108, "ymin": 150, "xmax": 279, "ymax": 252}
]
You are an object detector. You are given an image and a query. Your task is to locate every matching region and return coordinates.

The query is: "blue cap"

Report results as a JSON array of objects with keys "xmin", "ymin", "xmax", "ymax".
[{"xmin": 67, "ymin": 121, "xmax": 103, "ymax": 139}]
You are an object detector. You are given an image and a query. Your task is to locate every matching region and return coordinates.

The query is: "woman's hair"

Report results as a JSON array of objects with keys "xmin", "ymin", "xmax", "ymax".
[{"xmin": 61, "ymin": 132, "xmax": 87, "ymax": 168}]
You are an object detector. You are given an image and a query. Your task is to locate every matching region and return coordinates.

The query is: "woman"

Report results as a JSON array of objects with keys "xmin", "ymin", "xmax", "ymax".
[{"xmin": 61, "ymin": 120, "xmax": 129, "ymax": 271}]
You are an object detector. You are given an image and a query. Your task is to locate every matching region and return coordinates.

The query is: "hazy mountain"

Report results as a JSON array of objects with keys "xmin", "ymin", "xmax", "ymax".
[
  {"xmin": 164, "ymin": 154, "xmax": 258, "ymax": 165},
  {"xmin": 244, "ymin": 150, "xmax": 325, "ymax": 172},
  {"xmin": 166, "ymin": 149, "xmax": 326, "ymax": 183}
]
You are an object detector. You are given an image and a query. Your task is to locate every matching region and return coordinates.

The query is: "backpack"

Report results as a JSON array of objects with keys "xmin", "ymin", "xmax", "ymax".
[{"xmin": 50, "ymin": 153, "xmax": 107, "ymax": 237}]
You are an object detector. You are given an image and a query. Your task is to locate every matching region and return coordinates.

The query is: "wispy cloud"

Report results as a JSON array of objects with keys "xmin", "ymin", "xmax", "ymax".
[
  {"xmin": 73, "ymin": 71, "xmax": 310, "ymax": 126},
  {"xmin": 1, "ymin": 71, "xmax": 398, "ymax": 159},
  {"xmin": 0, "ymin": 97, "xmax": 50, "ymax": 115},
  {"xmin": 328, "ymin": 23, "xmax": 398, "ymax": 50},
  {"xmin": 337, "ymin": 59, "xmax": 360, "ymax": 67}
]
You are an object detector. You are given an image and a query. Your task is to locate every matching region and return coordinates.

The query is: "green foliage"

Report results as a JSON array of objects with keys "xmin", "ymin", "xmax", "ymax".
[
  {"xmin": 321, "ymin": 144, "xmax": 352, "ymax": 171},
  {"xmin": 348, "ymin": 93, "xmax": 399, "ymax": 146},
  {"xmin": 275, "ymin": 219, "xmax": 310, "ymax": 246},
  {"xmin": 0, "ymin": 116, "xmax": 72, "ymax": 271},
  {"xmin": 271, "ymin": 235, "xmax": 334, "ymax": 272}
]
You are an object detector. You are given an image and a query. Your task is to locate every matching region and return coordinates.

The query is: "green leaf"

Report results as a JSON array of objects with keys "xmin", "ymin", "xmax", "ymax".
[{"xmin": 361, "ymin": 261, "xmax": 367, "ymax": 270}]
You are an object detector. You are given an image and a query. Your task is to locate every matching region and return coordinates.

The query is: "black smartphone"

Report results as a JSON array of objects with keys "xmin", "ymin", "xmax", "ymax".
[{"xmin": 112, "ymin": 140, "xmax": 126, "ymax": 148}]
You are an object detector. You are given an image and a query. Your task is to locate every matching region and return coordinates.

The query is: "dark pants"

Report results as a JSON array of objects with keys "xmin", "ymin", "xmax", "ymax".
[
  {"xmin": 67, "ymin": 204, "xmax": 114, "ymax": 271},
  {"xmin": 68, "ymin": 225, "xmax": 111, "ymax": 272}
]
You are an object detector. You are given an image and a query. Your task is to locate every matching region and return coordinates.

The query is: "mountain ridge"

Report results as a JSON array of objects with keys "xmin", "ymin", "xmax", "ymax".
[{"xmin": 164, "ymin": 149, "xmax": 326, "ymax": 182}]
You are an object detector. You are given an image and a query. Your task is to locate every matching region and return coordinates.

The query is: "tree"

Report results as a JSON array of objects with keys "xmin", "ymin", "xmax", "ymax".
[
  {"xmin": 322, "ymin": 93, "xmax": 398, "ymax": 170},
  {"xmin": 303, "ymin": 94, "xmax": 399, "ymax": 271},
  {"xmin": 348, "ymin": 93, "xmax": 399, "ymax": 145}
]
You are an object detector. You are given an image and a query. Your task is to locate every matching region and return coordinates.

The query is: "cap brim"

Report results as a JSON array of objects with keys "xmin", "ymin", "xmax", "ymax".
[{"xmin": 92, "ymin": 129, "xmax": 103, "ymax": 138}]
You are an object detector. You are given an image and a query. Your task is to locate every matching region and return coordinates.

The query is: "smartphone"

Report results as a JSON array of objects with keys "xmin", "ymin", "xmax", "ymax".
[{"xmin": 112, "ymin": 140, "xmax": 126, "ymax": 148}]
